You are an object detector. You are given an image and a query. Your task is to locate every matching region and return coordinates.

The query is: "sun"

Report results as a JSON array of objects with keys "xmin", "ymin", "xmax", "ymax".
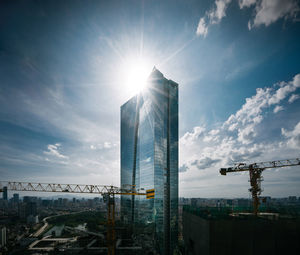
[{"xmin": 123, "ymin": 58, "xmax": 152, "ymax": 95}]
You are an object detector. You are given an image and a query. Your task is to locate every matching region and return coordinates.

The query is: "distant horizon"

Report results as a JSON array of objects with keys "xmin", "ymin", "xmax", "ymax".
[{"xmin": 3, "ymin": 192, "xmax": 299, "ymax": 200}]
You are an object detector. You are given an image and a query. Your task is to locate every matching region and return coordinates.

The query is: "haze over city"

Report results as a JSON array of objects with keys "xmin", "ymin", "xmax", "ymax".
[{"xmin": 1, "ymin": 0, "xmax": 300, "ymax": 198}]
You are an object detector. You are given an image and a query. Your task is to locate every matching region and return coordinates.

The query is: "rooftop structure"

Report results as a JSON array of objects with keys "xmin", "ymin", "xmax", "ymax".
[{"xmin": 183, "ymin": 205, "xmax": 300, "ymax": 255}]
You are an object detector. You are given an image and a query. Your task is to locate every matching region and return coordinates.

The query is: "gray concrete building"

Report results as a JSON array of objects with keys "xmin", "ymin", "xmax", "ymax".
[{"xmin": 183, "ymin": 206, "xmax": 300, "ymax": 255}]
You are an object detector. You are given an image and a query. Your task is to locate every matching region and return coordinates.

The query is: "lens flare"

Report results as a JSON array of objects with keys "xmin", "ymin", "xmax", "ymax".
[{"xmin": 123, "ymin": 58, "xmax": 152, "ymax": 95}]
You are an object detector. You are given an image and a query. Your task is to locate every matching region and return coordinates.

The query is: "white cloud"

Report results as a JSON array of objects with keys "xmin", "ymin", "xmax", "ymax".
[
  {"xmin": 222, "ymin": 73, "xmax": 300, "ymax": 144},
  {"xmin": 288, "ymin": 94, "xmax": 300, "ymax": 103},
  {"xmin": 210, "ymin": 129, "xmax": 220, "ymax": 136},
  {"xmin": 245, "ymin": 0, "xmax": 300, "ymax": 29},
  {"xmin": 294, "ymin": 73, "xmax": 300, "ymax": 87},
  {"xmin": 203, "ymin": 129, "xmax": 220, "ymax": 142},
  {"xmin": 196, "ymin": 0, "xmax": 232, "ymax": 37},
  {"xmin": 196, "ymin": 18, "xmax": 208, "ymax": 37},
  {"xmin": 237, "ymin": 123, "xmax": 256, "ymax": 144},
  {"xmin": 181, "ymin": 126, "xmax": 206, "ymax": 144},
  {"xmin": 273, "ymin": 105, "xmax": 284, "ymax": 113},
  {"xmin": 211, "ymin": 0, "xmax": 232, "ymax": 24},
  {"xmin": 228, "ymin": 122, "xmax": 238, "ymax": 131},
  {"xmin": 239, "ymin": 0, "xmax": 256, "ymax": 8},
  {"xmin": 43, "ymin": 143, "xmax": 69, "ymax": 159},
  {"xmin": 282, "ymin": 121, "xmax": 300, "ymax": 148},
  {"xmin": 89, "ymin": 142, "xmax": 117, "ymax": 150},
  {"xmin": 191, "ymin": 157, "xmax": 221, "ymax": 170},
  {"xmin": 179, "ymin": 164, "xmax": 189, "ymax": 172},
  {"xmin": 197, "ymin": 0, "xmax": 300, "ymax": 35},
  {"xmin": 103, "ymin": 142, "xmax": 113, "ymax": 149},
  {"xmin": 268, "ymin": 74, "xmax": 300, "ymax": 105},
  {"xmin": 180, "ymin": 73, "xmax": 300, "ymax": 173}
]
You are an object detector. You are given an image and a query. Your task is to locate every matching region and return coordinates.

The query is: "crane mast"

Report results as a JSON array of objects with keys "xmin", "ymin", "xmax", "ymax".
[
  {"xmin": 220, "ymin": 158, "xmax": 300, "ymax": 216},
  {"xmin": 0, "ymin": 181, "xmax": 154, "ymax": 255}
]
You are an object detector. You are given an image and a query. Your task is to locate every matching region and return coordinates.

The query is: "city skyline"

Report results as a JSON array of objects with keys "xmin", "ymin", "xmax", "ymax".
[{"xmin": 0, "ymin": 0, "xmax": 300, "ymax": 198}]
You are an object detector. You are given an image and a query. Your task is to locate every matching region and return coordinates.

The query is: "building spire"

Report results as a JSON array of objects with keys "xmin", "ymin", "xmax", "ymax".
[{"xmin": 149, "ymin": 66, "xmax": 164, "ymax": 80}]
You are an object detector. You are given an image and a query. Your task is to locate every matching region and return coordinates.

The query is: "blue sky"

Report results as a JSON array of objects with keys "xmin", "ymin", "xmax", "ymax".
[{"xmin": 0, "ymin": 0, "xmax": 300, "ymax": 198}]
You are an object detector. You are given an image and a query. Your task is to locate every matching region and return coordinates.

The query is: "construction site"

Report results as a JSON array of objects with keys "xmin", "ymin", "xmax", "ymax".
[
  {"xmin": 183, "ymin": 205, "xmax": 300, "ymax": 255},
  {"xmin": 183, "ymin": 158, "xmax": 300, "ymax": 255}
]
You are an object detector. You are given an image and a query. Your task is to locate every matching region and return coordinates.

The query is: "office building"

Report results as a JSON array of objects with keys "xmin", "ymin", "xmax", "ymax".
[
  {"xmin": 18, "ymin": 202, "xmax": 26, "ymax": 219},
  {"xmin": 25, "ymin": 201, "xmax": 37, "ymax": 217},
  {"xmin": 0, "ymin": 227, "xmax": 6, "ymax": 248},
  {"xmin": 23, "ymin": 196, "xmax": 37, "ymax": 203},
  {"xmin": 27, "ymin": 215, "xmax": 39, "ymax": 225},
  {"xmin": 13, "ymin": 193, "xmax": 19, "ymax": 203},
  {"xmin": 121, "ymin": 68, "xmax": 178, "ymax": 254},
  {"xmin": 2, "ymin": 187, "xmax": 7, "ymax": 200}
]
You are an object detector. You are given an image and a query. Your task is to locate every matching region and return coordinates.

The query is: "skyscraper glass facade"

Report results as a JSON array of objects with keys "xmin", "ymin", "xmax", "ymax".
[{"xmin": 121, "ymin": 68, "xmax": 178, "ymax": 254}]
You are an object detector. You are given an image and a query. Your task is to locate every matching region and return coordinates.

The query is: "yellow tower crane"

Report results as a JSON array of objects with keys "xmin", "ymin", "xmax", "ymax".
[
  {"xmin": 220, "ymin": 158, "xmax": 300, "ymax": 216},
  {"xmin": 0, "ymin": 181, "xmax": 155, "ymax": 255}
]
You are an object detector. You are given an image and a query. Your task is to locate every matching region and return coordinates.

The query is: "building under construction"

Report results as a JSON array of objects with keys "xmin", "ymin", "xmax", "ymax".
[{"xmin": 183, "ymin": 204, "xmax": 300, "ymax": 255}]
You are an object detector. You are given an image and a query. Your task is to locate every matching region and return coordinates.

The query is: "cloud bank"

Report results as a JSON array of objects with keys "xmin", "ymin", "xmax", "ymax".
[
  {"xmin": 196, "ymin": 0, "xmax": 232, "ymax": 37},
  {"xmin": 180, "ymin": 73, "xmax": 300, "ymax": 173},
  {"xmin": 196, "ymin": 0, "xmax": 300, "ymax": 37}
]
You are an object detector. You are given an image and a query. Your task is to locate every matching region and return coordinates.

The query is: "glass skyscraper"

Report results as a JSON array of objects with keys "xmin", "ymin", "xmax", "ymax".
[{"xmin": 121, "ymin": 68, "xmax": 178, "ymax": 254}]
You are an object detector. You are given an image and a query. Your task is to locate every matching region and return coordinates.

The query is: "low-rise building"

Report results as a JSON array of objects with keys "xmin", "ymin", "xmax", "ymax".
[{"xmin": 183, "ymin": 205, "xmax": 300, "ymax": 255}]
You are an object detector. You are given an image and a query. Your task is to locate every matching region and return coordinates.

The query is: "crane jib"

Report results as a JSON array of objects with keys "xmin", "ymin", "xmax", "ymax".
[{"xmin": 219, "ymin": 157, "xmax": 300, "ymax": 216}]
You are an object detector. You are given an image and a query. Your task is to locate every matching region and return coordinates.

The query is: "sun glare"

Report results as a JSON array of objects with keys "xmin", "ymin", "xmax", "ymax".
[{"xmin": 124, "ymin": 59, "xmax": 152, "ymax": 95}]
